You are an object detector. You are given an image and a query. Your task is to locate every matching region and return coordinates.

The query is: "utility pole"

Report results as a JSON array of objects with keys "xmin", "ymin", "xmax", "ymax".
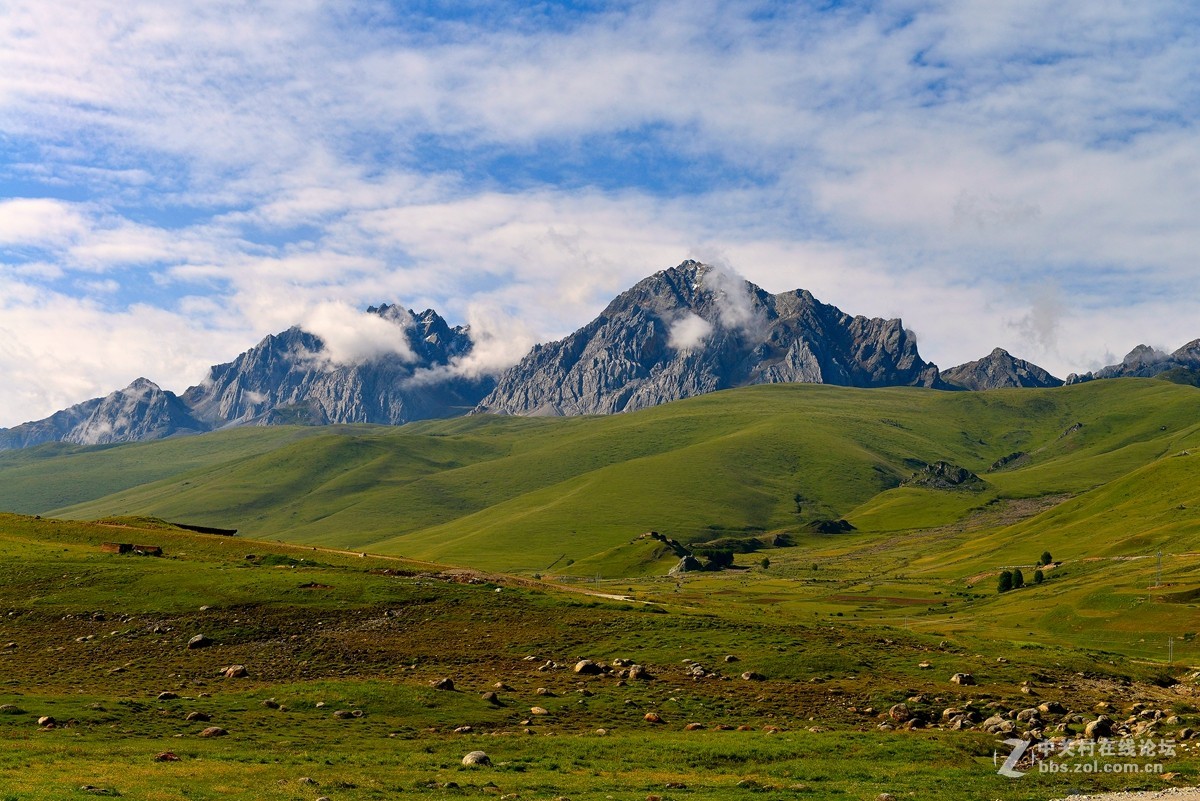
[
  {"xmin": 1168, "ymin": 637, "xmax": 1174, "ymax": 665},
  {"xmin": 1156, "ymin": 549, "xmax": 1163, "ymax": 587}
]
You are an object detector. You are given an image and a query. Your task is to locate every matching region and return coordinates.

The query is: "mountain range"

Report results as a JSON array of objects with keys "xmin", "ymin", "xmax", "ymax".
[{"xmin": 3, "ymin": 259, "xmax": 1182, "ymax": 451}]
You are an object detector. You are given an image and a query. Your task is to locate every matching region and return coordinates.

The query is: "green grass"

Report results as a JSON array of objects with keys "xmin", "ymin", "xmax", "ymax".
[
  {"xmin": 1, "ymin": 513, "xmax": 1197, "ymax": 800},
  {"xmin": 14, "ymin": 379, "xmax": 1199, "ymax": 578}
]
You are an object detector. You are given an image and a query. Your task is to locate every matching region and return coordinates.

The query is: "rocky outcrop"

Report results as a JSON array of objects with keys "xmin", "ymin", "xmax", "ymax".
[
  {"xmin": 905, "ymin": 461, "xmax": 984, "ymax": 490},
  {"xmin": 0, "ymin": 306, "xmax": 494, "ymax": 450},
  {"xmin": 942, "ymin": 348, "xmax": 1062, "ymax": 390},
  {"xmin": 0, "ymin": 378, "xmax": 203, "ymax": 449},
  {"xmin": 475, "ymin": 261, "xmax": 944, "ymax": 416},
  {"xmin": 183, "ymin": 307, "xmax": 492, "ymax": 428},
  {"xmin": 1067, "ymin": 340, "xmax": 1200, "ymax": 384}
]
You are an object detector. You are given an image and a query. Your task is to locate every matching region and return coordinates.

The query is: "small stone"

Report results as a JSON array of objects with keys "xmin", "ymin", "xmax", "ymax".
[
  {"xmin": 684, "ymin": 722, "xmax": 704, "ymax": 730},
  {"xmin": 574, "ymin": 659, "xmax": 603, "ymax": 675},
  {"xmin": 187, "ymin": 634, "xmax": 212, "ymax": 650},
  {"xmin": 185, "ymin": 711, "xmax": 211, "ymax": 722},
  {"xmin": 199, "ymin": 726, "xmax": 228, "ymax": 737},
  {"xmin": 724, "ymin": 654, "xmax": 739, "ymax": 663},
  {"xmin": 222, "ymin": 665, "xmax": 248, "ymax": 678},
  {"xmin": 261, "ymin": 699, "xmax": 280, "ymax": 709},
  {"xmin": 153, "ymin": 751, "xmax": 180, "ymax": 761},
  {"xmin": 454, "ymin": 725, "xmax": 473, "ymax": 733},
  {"xmin": 462, "ymin": 750, "xmax": 491, "ymax": 766},
  {"xmin": 481, "ymin": 691, "xmax": 501, "ymax": 705},
  {"xmin": 37, "ymin": 715, "xmax": 55, "ymax": 727},
  {"xmin": 432, "ymin": 677, "xmax": 455, "ymax": 691},
  {"xmin": 530, "ymin": 706, "xmax": 550, "ymax": 716},
  {"xmin": 644, "ymin": 712, "xmax": 663, "ymax": 724},
  {"xmin": 949, "ymin": 672, "xmax": 975, "ymax": 686},
  {"xmin": 740, "ymin": 671, "xmax": 766, "ymax": 681}
]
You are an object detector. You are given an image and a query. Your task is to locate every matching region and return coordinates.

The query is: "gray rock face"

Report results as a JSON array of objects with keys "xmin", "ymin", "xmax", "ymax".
[
  {"xmin": 475, "ymin": 261, "xmax": 943, "ymax": 416},
  {"xmin": 0, "ymin": 378, "xmax": 202, "ymax": 449},
  {"xmin": 1066, "ymin": 340, "xmax": 1200, "ymax": 384},
  {"xmin": 183, "ymin": 307, "xmax": 492, "ymax": 428},
  {"xmin": 942, "ymin": 348, "xmax": 1062, "ymax": 390},
  {"xmin": 0, "ymin": 306, "xmax": 493, "ymax": 450}
]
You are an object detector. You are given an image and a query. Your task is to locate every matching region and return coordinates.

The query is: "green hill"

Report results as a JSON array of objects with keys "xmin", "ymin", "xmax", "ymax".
[{"xmin": 2, "ymin": 379, "xmax": 1198, "ymax": 581}]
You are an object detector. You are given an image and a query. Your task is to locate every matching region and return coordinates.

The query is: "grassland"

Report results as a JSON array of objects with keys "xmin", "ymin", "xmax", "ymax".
[
  {"xmin": 1, "ymin": 514, "xmax": 1197, "ymax": 800},
  {"xmin": 3, "ymin": 379, "xmax": 1200, "ymax": 797}
]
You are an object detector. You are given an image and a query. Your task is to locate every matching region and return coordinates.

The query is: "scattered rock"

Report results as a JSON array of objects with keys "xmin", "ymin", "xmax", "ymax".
[
  {"xmin": 574, "ymin": 659, "xmax": 603, "ymax": 675},
  {"xmin": 740, "ymin": 671, "xmax": 765, "ymax": 681},
  {"xmin": 888, "ymin": 703, "xmax": 911, "ymax": 723},
  {"xmin": 462, "ymin": 750, "xmax": 491, "ymax": 766},
  {"xmin": 186, "ymin": 634, "xmax": 212, "ymax": 650},
  {"xmin": 185, "ymin": 711, "xmax": 210, "ymax": 722},
  {"xmin": 222, "ymin": 665, "xmax": 248, "ymax": 678},
  {"xmin": 684, "ymin": 722, "xmax": 704, "ymax": 730},
  {"xmin": 454, "ymin": 725, "xmax": 473, "ymax": 734},
  {"xmin": 918, "ymin": 661, "xmax": 932, "ymax": 669},
  {"xmin": 949, "ymin": 672, "xmax": 975, "ymax": 686},
  {"xmin": 432, "ymin": 677, "xmax": 455, "ymax": 691},
  {"xmin": 536, "ymin": 687, "xmax": 554, "ymax": 696},
  {"xmin": 153, "ymin": 752, "xmax": 180, "ymax": 762},
  {"xmin": 643, "ymin": 712, "xmax": 663, "ymax": 724},
  {"xmin": 724, "ymin": 655, "xmax": 739, "ymax": 663},
  {"xmin": 530, "ymin": 706, "xmax": 550, "ymax": 716},
  {"xmin": 157, "ymin": 692, "xmax": 179, "ymax": 701},
  {"xmin": 481, "ymin": 691, "xmax": 501, "ymax": 705},
  {"xmin": 1085, "ymin": 716, "xmax": 1113, "ymax": 739},
  {"xmin": 198, "ymin": 726, "xmax": 228, "ymax": 737},
  {"xmin": 261, "ymin": 699, "xmax": 280, "ymax": 709},
  {"xmin": 0, "ymin": 704, "xmax": 25, "ymax": 715},
  {"xmin": 37, "ymin": 715, "xmax": 55, "ymax": 727}
]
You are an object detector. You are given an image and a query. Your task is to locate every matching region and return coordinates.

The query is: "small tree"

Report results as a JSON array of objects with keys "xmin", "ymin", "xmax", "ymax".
[
  {"xmin": 998, "ymin": 570, "xmax": 1014, "ymax": 593},
  {"xmin": 1033, "ymin": 569, "xmax": 1044, "ymax": 584},
  {"xmin": 760, "ymin": 557, "xmax": 771, "ymax": 570},
  {"xmin": 1012, "ymin": 568, "xmax": 1025, "ymax": 588},
  {"xmin": 1039, "ymin": 551, "xmax": 1053, "ymax": 566}
]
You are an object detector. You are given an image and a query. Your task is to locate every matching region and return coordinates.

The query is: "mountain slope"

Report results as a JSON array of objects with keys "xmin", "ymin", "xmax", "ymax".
[
  {"xmin": 183, "ymin": 306, "xmax": 492, "ymax": 427},
  {"xmin": 0, "ymin": 306, "xmax": 493, "ymax": 451},
  {"xmin": 21, "ymin": 378, "xmax": 1200, "ymax": 576},
  {"xmin": 0, "ymin": 378, "xmax": 203, "ymax": 449},
  {"xmin": 1067, "ymin": 339, "xmax": 1200, "ymax": 383},
  {"xmin": 475, "ymin": 260, "xmax": 943, "ymax": 416},
  {"xmin": 941, "ymin": 347, "xmax": 1062, "ymax": 390}
]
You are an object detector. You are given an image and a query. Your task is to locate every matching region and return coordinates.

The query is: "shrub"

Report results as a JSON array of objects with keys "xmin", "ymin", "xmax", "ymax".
[
  {"xmin": 1039, "ymin": 551, "xmax": 1053, "ymax": 566},
  {"xmin": 1013, "ymin": 568, "xmax": 1025, "ymax": 588},
  {"xmin": 1033, "ymin": 569, "xmax": 1044, "ymax": 584},
  {"xmin": 998, "ymin": 570, "xmax": 1014, "ymax": 593}
]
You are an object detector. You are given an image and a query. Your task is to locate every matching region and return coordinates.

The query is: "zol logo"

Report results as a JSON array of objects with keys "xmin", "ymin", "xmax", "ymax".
[{"xmin": 997, "ymin": 738, "xmax": 1030, "ymax": 778}]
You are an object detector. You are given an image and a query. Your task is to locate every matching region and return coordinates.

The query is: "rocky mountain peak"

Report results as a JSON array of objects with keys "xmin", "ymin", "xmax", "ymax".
[
  {"xmin": 941, "ymin": 348, "xmax": 1062, "ymax": 391},
  {"xmin": 474, "ymin": 260, "xmax": 943, "ymax": 416},
  {"xmin": 1066, "ymin": 339, "xmax": 1200, "ymax": 384}
]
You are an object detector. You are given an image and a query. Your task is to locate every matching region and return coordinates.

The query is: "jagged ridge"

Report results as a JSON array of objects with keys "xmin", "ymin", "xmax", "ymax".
[{"xmin": 474, "ymin": 260, "xmax": 943, "ymax": 416}]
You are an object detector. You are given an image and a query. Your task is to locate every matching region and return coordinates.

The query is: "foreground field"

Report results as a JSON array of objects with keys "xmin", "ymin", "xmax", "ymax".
[{"xmin": 1, "ymin": 515, "xmax": 1197, "ymax": 800}]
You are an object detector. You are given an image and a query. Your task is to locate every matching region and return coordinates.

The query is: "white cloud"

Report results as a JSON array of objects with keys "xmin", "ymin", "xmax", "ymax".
[
  {"xmin": 0, "ymin": 0, "xmax": 1199, "ymax": 426},
  {"xmin": 0, "ymin": 198, "xmax": 89, "ymax": 247},
  {"xmin": 299, "ymin": 302, "xmax": 416, "ymax": 367},
  {"xmin": 667, "ymin": 312, "xmax": 713, "ymax": 352}
]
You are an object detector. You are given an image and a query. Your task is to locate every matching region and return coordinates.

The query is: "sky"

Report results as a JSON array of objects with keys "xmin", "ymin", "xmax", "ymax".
[{"xmin": 1, "ymin": 0, "xmax": 1199, "ymax": 427}]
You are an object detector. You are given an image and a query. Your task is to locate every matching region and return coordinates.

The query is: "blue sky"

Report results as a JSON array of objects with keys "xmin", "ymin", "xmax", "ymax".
[{"xmin": 1, "ymin": 0, "xmax": 1199, "ymax": 426}]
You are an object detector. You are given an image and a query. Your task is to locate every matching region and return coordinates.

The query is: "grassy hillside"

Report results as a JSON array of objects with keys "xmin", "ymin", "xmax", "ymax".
[
  {"xmin": 27, "ymin": 379, "xmax": 1200, "ymax": 578},
  {"xmin": 1, "ymin": 513, "xmax": 1196, "ymax": 801}
]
